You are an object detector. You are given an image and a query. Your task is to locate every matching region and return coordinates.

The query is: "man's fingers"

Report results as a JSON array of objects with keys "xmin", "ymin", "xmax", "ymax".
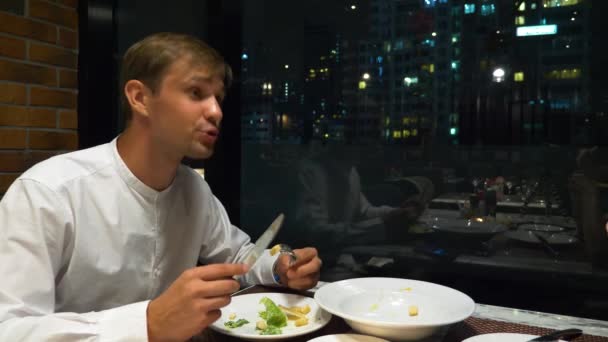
[
  {"xmin": 290, "ymin": 248, "xmax": 318, "ymax": 268},
  {"xmin": 287, "ymin": 257, "xmax": 322, "ymax": 279},
  {"xmin": 199, "ymin": 279, "xmax": 241, "ymax": 297},
  {"xmin": 189, "ymin": 264, "xmax": 249, "ymax": 281},
  {"xmin": 201, "ymin": 296, "xmax": 232, "ymax": 312},
  {"xmin": 287, "ymin": 273, "xmax": 320, "ymax": 290},
  {"xmin": 198, "ymin": 309, "xmax": 222, "ymax": 329}
]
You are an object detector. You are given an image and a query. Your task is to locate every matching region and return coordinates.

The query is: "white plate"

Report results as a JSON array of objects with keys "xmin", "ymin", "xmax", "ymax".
[
  {"xmin": 314, "ymin": 277, "xmax": 475, "ymax": 341},
  {"xmin": 209, "ymin": 292, "xmax": 332, "ymax": 341},
  {"xmin": 463, "ymin": 333, "xmax": 566, "ymax": 341},
  {"xmin": 506, "ymin": 215, "xmax": 578, "ymax": 229},
  {"xmin": 422, "ymin": 216, "xmax": 507, "ymax": 235},
  {"xmin": 505, "ymin": 230, "xmax": 578, "ymax": 245},
  {"xmin": 519, "ymin": 223, "xmax": 566, "ymax": 232},
  {"xmin": 308, "ymin": 334, "xmax": 390, "ymax": 342}
]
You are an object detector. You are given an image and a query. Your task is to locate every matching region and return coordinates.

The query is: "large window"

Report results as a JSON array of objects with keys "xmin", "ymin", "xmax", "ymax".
[{"xmin": 240, "ymin": 0, "xmax": 608, "ymax": 320}]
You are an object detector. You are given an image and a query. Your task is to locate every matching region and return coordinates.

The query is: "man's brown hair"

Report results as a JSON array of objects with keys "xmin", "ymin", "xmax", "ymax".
[{"xmin": 119, "ymin": 32, "xmax": 232, "ymax": 124}]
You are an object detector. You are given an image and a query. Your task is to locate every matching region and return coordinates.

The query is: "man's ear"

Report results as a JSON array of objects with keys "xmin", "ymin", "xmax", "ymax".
[{"xmin": 124, "ymin": 80, "xmax": 150, "ymax": 119}]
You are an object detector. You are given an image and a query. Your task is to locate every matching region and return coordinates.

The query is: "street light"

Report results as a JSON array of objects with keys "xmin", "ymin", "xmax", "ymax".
[
  {"xmin": 492, "ymin": 68, "xmax": 505, "ymax": 83},
  {"xmin": 362, "ymin": 73, "xmax": 370, "ymax": 80},
  {"xmin": 403, "ymin": 76, "xmax": 418, "ymax": 87}
]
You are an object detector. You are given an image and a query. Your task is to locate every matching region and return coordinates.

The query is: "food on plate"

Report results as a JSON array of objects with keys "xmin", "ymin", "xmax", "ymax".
[
  {"xmin": 223, "ymin": 297, "xmax": 313, "ymax": 335},
  {"xmin": 279, "ymin": 304, "xmax": 310, "ymax": 326},
  {"xmin": 295, "ymin": 304, "xmax": 311, "ymax": 315},
  {"xmin": 224, "ymin": 318, "xmax": 249, "ymax": 328},
  {"xmin": 408, "ymin": 305, "xmax": 418, "ymax": 316},
  {"xmin": 256, "ymin": 319, "xmax": 267, "ymax": 330},
  {"xmin": 257, "ymin": 297, "xmax": 313, "ymax": 334},
  {"xmin": 257, "ymin": 297, "xmax": 288, "ymax": 335},
  {"xmin": 294, "ymin": 317, "xmax": 308, "ymax": 327},
  {"xmin": 279, "ymin": 304, "xmax": 310, "ymax": 317},
  {"xmin": 270, "ymin": 244, "xmax": 282, "ymax": 256}
]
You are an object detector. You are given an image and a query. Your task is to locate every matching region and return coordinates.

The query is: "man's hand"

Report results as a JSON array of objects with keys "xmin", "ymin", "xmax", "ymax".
[
  {"xmin": 146, "ymin": 264, "xmax": 248, "ymax": 342},
  {"xmin": 382, "ymin": 200, "xmax": 424, "ymax": 239},
  {"xmin": 275, "ymin": 247, "xmax": 321, "ymax": 290}
]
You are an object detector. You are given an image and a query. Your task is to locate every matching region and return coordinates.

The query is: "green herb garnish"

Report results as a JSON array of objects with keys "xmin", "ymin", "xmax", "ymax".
[{"xmin": 224, "ymin": 319, "xmax": 249, "ymax": 328}]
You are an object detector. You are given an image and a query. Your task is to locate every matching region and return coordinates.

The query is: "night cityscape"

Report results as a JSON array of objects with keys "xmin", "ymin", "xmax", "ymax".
[{"xmin": 240, "ymin": 0, "xmax": 607, "ymax": 147}]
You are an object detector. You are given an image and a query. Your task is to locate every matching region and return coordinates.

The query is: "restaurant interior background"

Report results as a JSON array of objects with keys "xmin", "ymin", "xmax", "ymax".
[{"xmin": 1, "ymin": 0, "xmax": 608, "ymax": 325}]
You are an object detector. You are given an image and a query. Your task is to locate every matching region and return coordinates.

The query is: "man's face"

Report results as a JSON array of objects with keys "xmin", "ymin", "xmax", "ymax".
[{"xmin": 145, "ymin": 57, "xmax": 225, "ymax": 160}]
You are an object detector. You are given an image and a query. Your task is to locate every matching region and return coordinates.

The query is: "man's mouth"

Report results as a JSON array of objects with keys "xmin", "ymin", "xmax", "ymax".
[{"xmin": 199, "ymin": 128, "xmax": 219, "ymax": 145}]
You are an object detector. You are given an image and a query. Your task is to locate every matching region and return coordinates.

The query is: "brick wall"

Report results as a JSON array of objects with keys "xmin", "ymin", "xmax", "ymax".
[{"xmin": 0, "ymin": 0, "xmax": 78, "ymax": 194}]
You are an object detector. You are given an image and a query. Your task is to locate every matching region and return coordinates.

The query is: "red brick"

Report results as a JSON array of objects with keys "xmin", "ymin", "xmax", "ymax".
[
  {"xmin": 0, "ymin": 35, "xmax": 26, "ymax": 59},
  {"xmin": 50, "ymin": 0, "xmax": 78, "ymax": 8},
  {"xmin": 62, "ymin": 0, "xmax": 78, "ymax": 8},
  {"xmin": 0, "ymin": 152, "xmax": 27, "ymax": 172},
  {"xmin": 58, "ymin": 27, "xmax": 78, "ymax": 49},
  {"xmin": 29, "ymin": 0, "xmax": 78, "ymax": 29},
  {"xmin": 29, "ymin": 130, "xmax": 78, "ymax": 150},
  {"xmin": 0, "ymin": 60, "xmax": 57, "ymax": 87},
  {"xmin": 29, "ymin": 42, "xmax": 78, "ymax": 68},
  {"xmin": 58, "ymin": 69, "xmax": 77, "ymax": 88},
  {"xmin": 0, "ymin": 128, "xmax": 27, "ymax": 149},
  {"xmin": 30, "ymin": 87, "xmax": 77, "ymax": 108},
  {"xmin": 58, "ymin": 109, "xmax": 77, "ymax": 129},
  {"xmin": 0, "ymin": 83, "xmax": 27, "ymax": 105},
  {"xmin": 0, "ymin": 173, "xmax": 20, "ymax": 193},
  {"xmin": 0, "ymin": 11, "xmax": 56, "ymax": 43},
  {"xmin": 0, "ymin": 151, "xmax": 56, "ymax": 172},
  {"xmin": 27, "ymin": 151, "xmax": 57, "ymax": 167},
  {"xmin": 0, "ymin": 105, "xmax": 56, "ymax": 127}
]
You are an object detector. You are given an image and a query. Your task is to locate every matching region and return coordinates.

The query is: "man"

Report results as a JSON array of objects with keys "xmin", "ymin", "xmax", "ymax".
[
  {"xmin": 286, "ymin": 143, "xmax": 433, "ymax": 279},
  {"xmin": 0, "ymin": 32, "xmax": 321, "ymax": 341}
]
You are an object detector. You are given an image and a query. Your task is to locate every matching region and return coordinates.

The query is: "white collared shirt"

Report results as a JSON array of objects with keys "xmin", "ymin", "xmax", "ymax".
[{"xmin": 0, "ymin": 138, "xmax": 278, "ymax": 341}]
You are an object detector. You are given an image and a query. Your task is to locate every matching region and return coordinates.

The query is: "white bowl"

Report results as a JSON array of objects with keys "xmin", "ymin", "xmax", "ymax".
[{"xmin": 314, "ymin": 277, "xmax": 475, "ymax": 341}]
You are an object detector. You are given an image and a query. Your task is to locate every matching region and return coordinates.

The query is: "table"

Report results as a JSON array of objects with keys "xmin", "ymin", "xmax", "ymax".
[
  {"xmin": 342, "ymin": 241, "xmax": 608, "ymax": 285},
  {"xmin": 431, "ymin": 192, "xmax": 560, "ymax": 210},
  {"xmin": 204, "ymin": 284, "xmax": 608, "ymax": 341},
  {"xmin": 343, "ymin": 208, "xmax": 603, "ymax": 283}
]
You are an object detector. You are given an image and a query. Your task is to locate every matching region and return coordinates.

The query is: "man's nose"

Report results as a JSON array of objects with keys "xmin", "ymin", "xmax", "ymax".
[{"xmin": 206, "ymin": 97, "xmax": 223, "ymax": 123}]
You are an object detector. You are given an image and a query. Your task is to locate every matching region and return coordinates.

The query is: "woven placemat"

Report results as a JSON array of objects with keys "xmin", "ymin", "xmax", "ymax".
[{"xmin": 444, "ymin": 316, "xmax": 608, "ymax": 341}]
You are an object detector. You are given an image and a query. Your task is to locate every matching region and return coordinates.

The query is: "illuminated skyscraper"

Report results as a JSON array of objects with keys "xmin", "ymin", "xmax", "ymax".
[{"xmin": 369, "ymin": 0, "xmax": 456, "ymax": 144}]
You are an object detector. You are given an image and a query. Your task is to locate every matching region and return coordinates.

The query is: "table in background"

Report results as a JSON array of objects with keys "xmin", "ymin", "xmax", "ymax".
[{"xmin": 430, "ymin": 192, "xmax": 560, "ymax": 214}]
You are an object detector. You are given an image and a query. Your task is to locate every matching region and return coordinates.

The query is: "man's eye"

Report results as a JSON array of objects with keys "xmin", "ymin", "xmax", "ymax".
[{"xmin": 189, "ymin": 88, "xmax": 202, "ymax": 99}]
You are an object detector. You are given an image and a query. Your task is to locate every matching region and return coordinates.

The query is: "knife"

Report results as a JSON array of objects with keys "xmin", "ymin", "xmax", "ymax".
[
  {"xmin": 242, "ymin": 213, "xmax": 285, "ymax": 268},
  {"xmin": 526, "ymin": 328, "xmax": 582, "ymax": 341},
  {"xmin": 532, "ymin": 231, "xmax": 560, "ymax": 258}
]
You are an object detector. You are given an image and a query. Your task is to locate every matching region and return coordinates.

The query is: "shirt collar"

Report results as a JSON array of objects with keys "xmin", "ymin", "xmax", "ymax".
[{"xmin": 110, "ymin": 137, "xmax": 176, "ymax": 201}]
